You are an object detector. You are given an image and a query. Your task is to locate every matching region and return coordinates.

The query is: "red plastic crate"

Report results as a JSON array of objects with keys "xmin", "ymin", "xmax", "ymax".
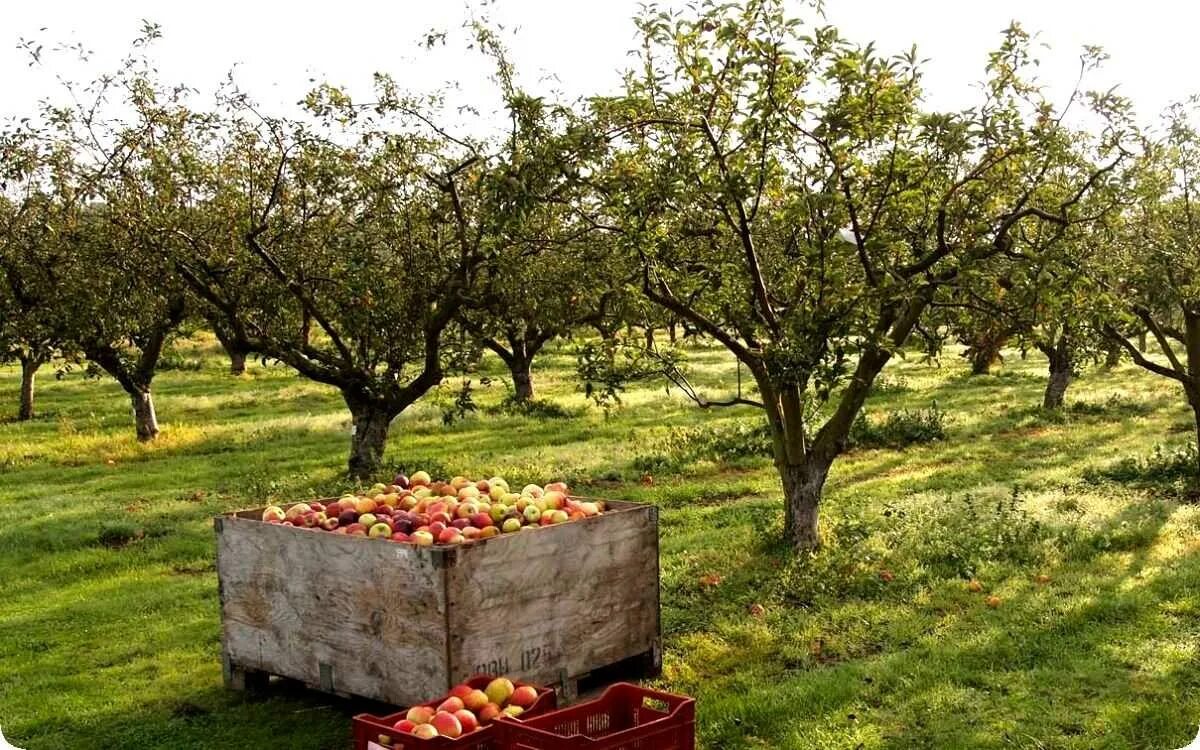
[
  {"xmin": 352, "ymin": 676, "xmax": 557, "ymax": 750},
  {"xmin": 494, "ymin": 683, "xmax": 695, "ymax": 750}
]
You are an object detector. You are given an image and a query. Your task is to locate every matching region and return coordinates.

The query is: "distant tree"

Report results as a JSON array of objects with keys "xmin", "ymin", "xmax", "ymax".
[
  {"xmin": 1102, "ymin": 104, "xmax": 1200, "ymax": 473},
  {"xmin": 588, "ymin": 3, "xmax": 1127, "ymax": 550}
]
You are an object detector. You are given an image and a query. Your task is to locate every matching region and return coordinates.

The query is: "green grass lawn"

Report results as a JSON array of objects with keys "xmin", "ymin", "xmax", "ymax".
[{"xmin": 1, "ymin": 336, "xmax": 1198, "ymax": 749}]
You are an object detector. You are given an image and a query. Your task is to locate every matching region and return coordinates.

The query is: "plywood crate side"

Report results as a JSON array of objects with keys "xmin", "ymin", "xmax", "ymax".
[
  {"xmin": 444, "ymin": 503, "xmax": 660, "ymax": 687},
  {"xmin": 215, "ymin": 515, "xmax": 451, "ymax": 704}
]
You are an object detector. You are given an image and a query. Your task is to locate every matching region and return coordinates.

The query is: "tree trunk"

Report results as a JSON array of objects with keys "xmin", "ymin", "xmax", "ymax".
[
  {"xmin": 510, "ymin": 356, "xmax": 535, "ymax": 403},
  {"xmin": 644, "ymin": 327, "xmax": 655, "ymax": 349},
  {"xmin": 131, "ymin": 389, "xmax": 159, "ymax": 442},
  {"xmin": 780, "ymin": 459, "xmax": 829, "ymax": 550},
  {"xmin": 212, "ymin": 325, "xmax": 250, "ymax": 375},
  {"xmin": 17, "ymin": 355, "xmax": 41, "ymax": 421},
  {"xmin": 1137, "ymin": 330, "xmax": 1148, "ymax": 352},
  {"xmin": 1104, "ymin": 342, "xmax": 1122, "ymax": 368},
  {"xmin": 1192, "ymin": 401, "xmax": 1200, "ymax": 482},
  {"xmin": 346, "ymin": 395, "xmax": 397, "ymax": 480},
  {"xmin": 968, "ymin": 341, "xmax": 1002, "ymax": 375},
  {"xmin": 668, "ymin": 323, "xmax": 677, "ymax": 344},
  {"xmin": 1042, "ymin": 340, "xmax": 1072, "ymax": 410}
]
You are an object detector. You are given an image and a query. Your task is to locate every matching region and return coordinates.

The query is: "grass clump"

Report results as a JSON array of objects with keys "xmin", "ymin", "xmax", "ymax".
[{"xmin": 1085, "ymin": 442, "xmax": 1199, "ymax": 495}]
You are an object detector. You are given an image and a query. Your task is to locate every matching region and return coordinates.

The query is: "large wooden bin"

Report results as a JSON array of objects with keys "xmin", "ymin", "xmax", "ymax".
[{"xmin": 214, "ymin": 500, "xmax": 660, "ymax": 705}]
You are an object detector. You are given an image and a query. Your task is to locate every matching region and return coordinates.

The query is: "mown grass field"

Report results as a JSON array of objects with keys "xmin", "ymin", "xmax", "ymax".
[{"xmin": 1, "ymin": 336, "xmax": 1199, "ymax": 749}]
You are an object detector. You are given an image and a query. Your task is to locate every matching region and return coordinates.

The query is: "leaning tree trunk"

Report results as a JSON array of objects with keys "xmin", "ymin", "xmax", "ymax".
[
  {"xmin": 345, "ymin": 394, "xmax": 398, "ymax": 480},
  {"xmin": 1042, "ymin": 338, "xmax": 1073, "ymax": 410},
  {"xmin": 213, "ymin": 326, "xmax": 250, "ymax": 376},
  {"xmin": 131, "ymin": 388, "xmax": 159, "ymax": 442},
  {"xmin": 17, "ymin": 354, "xmax": 42, "ymax": 421},
  {"xmin": 968, "ymin": 339, "xmax": 1004, "ymax": 375}
]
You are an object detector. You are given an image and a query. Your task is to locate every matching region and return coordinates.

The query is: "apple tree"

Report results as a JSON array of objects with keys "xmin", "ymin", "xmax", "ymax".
[
  {"xmin": 1102, "ymin": 103, "xmax": 1200, "ymax": 474},
  {"xmin": 589, "ymin": 3, "xmax": 1127, "ymax": 549}
]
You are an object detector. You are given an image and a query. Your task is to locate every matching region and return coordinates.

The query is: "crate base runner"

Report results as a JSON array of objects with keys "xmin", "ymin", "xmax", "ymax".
[
  {"xmin": 216, "ymin": 499, "xmax": 661, "ymax": 706},
  {"xmin": 223, "ymin": 645, "xmax": 662, "ymax": 704}
]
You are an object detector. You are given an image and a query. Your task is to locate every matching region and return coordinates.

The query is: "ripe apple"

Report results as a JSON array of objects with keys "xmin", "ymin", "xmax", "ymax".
[
  {"xmin": 355, "ymin": 497, "xmax": 378, "ymax": 515},
  {"xmin": 478, "ymin": 703, "xmax": 502, "ymax": 724},
  {"xmin": 501, "ymin": 705, "xmax": 525, "ymax": 718},
  {"xmin": 470, "ymin": 512, "xmax": 493, "ymax": 528},
  {"xmin": 284, "ymin": 503, "xmax": 312, "ymax": 523},
  {"xmin": 429, "ymin": 521, "xmax": 448, "ymax": 537},
  {"xmin": 406, "ymin": 705, "xmax": 435, "ymax": 725},
  {"xmin": 509, "ymin": 685, "xmax": 538, "ymax": 708},
  {"xmin": 489, "ymin": 504, "xmax": 509, "ymax": 523},
  {"xmin": 485, "ymin": 677, "xmax": 514, "ymax": 706},
  {"xmin": 358, "ymin": 513, "xmax": 378, "ymax": 528},
  {"xmin": 475, "ymin": 479, "xmax": 491, "ymax": 492},
  {"xmin": 542, "ymin": 491, "xmax": 566, "ymax": 510},
  {"xmin": 578, "ymin": 501, "xmax": 600, "ymax": 517},
  {"xmin": 431, "ymin": 711, "xmax": 462, "ymax": 738},
  {"xmin": 320, "ymin": 516, "xmax": 340, "ymax": 531},
  {"xmin": 463, "ymin": 689, "xmax": 489, "ymax": 712},
  {"xmin": 412, "ymin": 530, "xmax": 435, "ymax": 546},
  {"xmin": 479, "ymin": 526, "xmax": 500, "ymax": 539},
  {"xmin": 450, "ymin": 475, "xmax": 471, "ymax": 491},
  {"xmin": 438, "ymin": 528, "xmax": 465, "ymax": 545},
  {"xmin": 455, "ymin": 708, "xmax": 479, "ymax": 733},
  {"xmin": 262, "ymin": 506, "xmax": 286, "ymax": 522},
  {"xmin": 548, "ymin": 509, "xmax": 569, "ymax": 525},
  {"xmin": 410, "ymin": 470, "xmax": 432, "ymax": 487},
  {"xmin": 412, "ymin": 723, "xmax": 438, "ymax": 739},
  {"xmin": 390, "ymin": 532, "xmax": 410, "ymax": 543},
  {"xmin": 393, "ymin": 473, "xmax": 411, "ymax": 489},
  {"xmin": 457, "ymin": 501, "xmax": 479, "ymax": 519},
  {"xmin": 545, "ymin": 481, "xmax": 568, "ymax": 494},
  {"xmin": 489, "ymin": 485, "xmax": 507, "ymax": 502},
  {"xmin": 392, "ymin": 718, "xmax": 416, "ymax": 733},
  {"xmin": 449, "ymin": 683, "xmax": 474, "ymax": 700},
  {"xmin": 462, "ymin": 527, "xmax": 482, "ymax": 541},
  {"xmin": 489, "ymin": 477, "xmax": 509, "ymax": 492},
  {"xmin": 458, "ymin": 485, "xmax": 480, "ymax": 500},
  {"xmin": 521, "ymin": 484, "xmax": 543, "ymax": 498},
  {"xmin": 369, "ymin": 522, "xmax": 392, "ymax": 539},
  {"xmin": 502, "ymin": 518, "xmax": 522, "ymax": 534},
  {"xmin": 451, "ymin": 518, "xmax": 471, "ymax": 530},
  {"xmin": 345, "ymin": 523, "xmax": 367, "ymax": 536},
  {"xmin": 523, "ymin": 505, "xmax": 543, "ymax": 524},
  {"xmin": 438, "ymin": 696, "xmax": 465, "ymax": 713},
  {"xmin": 430, "ymin": 511, "xmax": 452, "ymax": 527}
]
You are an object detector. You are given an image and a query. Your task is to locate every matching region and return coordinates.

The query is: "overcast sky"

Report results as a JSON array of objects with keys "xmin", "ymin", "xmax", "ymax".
[{"xmin": 1, "ymin": 1, "xmax": 1196, "ymax": 129}]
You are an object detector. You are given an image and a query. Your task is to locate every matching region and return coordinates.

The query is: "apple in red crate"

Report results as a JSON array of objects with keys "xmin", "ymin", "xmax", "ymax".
[
  {"xmin": 449, "ymin": 684, "xmax": 474, "ymax": 700},
  {"xmin": 478, "ymin": 703, "xmax": 501, "ymax": 724},
  {"xmin": 262, "ymin": 506, "xmax": 286, "ymax": 522},
  {"xmin": 432, "ymin": 711, "xmax": 462, "ymax": 738},
  {"xmin": 412, "ymin": 724, "xmax": 438, "ymax": 739},
  {"xmin": 485, "ymin": 678, "xmax": 514, "ymax": 706},
  {"xmin": 438, "ymin": 696, "xmax": 465, "ymax": 713},
  {"xmin": 463, "ymin": 689, "xmax": 489, "ymax": 712},
  {"xmin": 392, "ymin": 718, "xmax": 416, "ymax": 733},
  {"xmin": 509, "ymin": 685, "xmax": 539, "ymax": 708},
  {"xmin": 406, "ymin": 706, "xmax": 435, "ymax": 725},
  {"xmin": 502, "ymin": 705, "xmax": 525, "ymax": 718},
  {"xmin": 455, "ymin": 709, "xmax": 479, "ymax": 733}
]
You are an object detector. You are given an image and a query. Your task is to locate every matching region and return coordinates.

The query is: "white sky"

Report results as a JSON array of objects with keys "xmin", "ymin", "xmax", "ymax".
[{"xmin": 1, "ymin": 0, "xmax": 1196, "ymax": 129}]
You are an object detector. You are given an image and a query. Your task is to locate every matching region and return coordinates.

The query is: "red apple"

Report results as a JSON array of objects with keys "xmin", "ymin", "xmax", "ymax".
[
  {"xmin": 390, "ymin": 532, "xmax": 410, "ymax": 543},
  {"xmin": 261, "ymin": 506, "xmax": 286, "ymax": 522},
  {"xmin": 509, "ymin": 685, "xmax": 539, "ymax": 708},
  {"xmin": 545, "ymin": 481, "xmax": 569, "ymax": 494},
  {"xmin": 469, "ymin": 512, "xmax": 493, "ymax": 528},
  {"xmin": 477, "ymin": 703, "xmax": 502, "ymax": 724},
  {"xmin": 438, "ymin": 528, "xmax": 465, "ymax": 545},
  {"xmin": 431, "ymin": 711, "xmax": 462, "ymax": 738},
  {"xmin": 451, "ymin": 518, "xmax": 471, "ymax": 530},
  {"xmin": 345, "ymin": 523, "xmax": 367, "ymax": 536},
  {"xmin": 429, "ymin": 521, "xmax": 447, "ymax": 537},
  {"xmin": 437, "ymin": 696, "xmax": 465, "ymax": 713},
  {"xmin": 449, "ymin": 684, "xmax": 474, "ymax": 700},
  {"xmin": 462, "ymin": 527, "xmax": 482, "ymax": 541},
  {"xmin": 455, "ymin": 708, "xmax": 479, "ymax": 733},
  {"xmin": 463, "ymin": 689, "xmax": 489, "ymax": 712},
  {"xmin": 406, "ymin": 706, "xmax": 435, "ymax": 725},
  {"xmin": 392, "ymin": 718, "xmax": 416, "ymax": 733}
]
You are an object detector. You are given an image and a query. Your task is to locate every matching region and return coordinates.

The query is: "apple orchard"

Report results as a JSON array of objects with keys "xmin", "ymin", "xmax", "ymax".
[{"xmin": 3, "ymin": 2, "xmax": 1200, "ymax": 747}]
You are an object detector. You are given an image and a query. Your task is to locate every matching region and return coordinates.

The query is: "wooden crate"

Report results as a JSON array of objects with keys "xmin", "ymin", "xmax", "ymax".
[{"xmin": 214, "ymin": 500, "xmax": 661, "ymax": 705}]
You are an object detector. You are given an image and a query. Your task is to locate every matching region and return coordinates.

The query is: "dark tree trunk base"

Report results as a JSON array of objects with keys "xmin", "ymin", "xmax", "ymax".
[
  {"xmin": 131, "ymin": 389, "xmax": 159, "ymax": 441},
  {"xmin": 228, "ymin": 350, "xmax": 248, "ymax": 376},
  {"xmin": 510, "ymin": 359, "xmax": 535, "ymax": 403},
  {"xmin": 347, "ymin": 398, "xmax": 397, "ymax": 480},
  {"xmin": 781, "ymin": 461, "xmax": 828, "ymax": 551},
  {"xmin": 18, "ymin": 356, "xmax": 40, "ymax": 421}
]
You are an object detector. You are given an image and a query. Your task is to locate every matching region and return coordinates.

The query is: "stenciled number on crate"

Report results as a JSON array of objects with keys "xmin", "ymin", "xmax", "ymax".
[
  {"xmin": 473, "ymin": 656, "xmax": 511, "ymax": 675},
  {"xmin": 473, "ymin": 642, "xmax": 559, "ymax": 677}
]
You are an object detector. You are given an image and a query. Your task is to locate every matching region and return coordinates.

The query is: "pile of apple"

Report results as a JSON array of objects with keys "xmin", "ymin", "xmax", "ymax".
[
  {"xmin": 260, "ymin": 471, "xmax": 605, "ymax": 546},
  {"xmin": 388, "ymin": 677, "xmax": 537, "ymax": 740}
]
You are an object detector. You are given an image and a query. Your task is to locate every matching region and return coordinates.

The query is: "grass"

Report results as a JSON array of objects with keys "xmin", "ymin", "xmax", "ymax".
[{"xmin": 1, "ymin": 335, "xmax": 1199, "ymax": 749}]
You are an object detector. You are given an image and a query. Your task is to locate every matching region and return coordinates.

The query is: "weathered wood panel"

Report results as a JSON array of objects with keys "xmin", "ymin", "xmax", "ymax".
[
  {"xmin": 215, "ymin": 515, "xmax": 450, "ymax": 705},
  {"xmin": 215, "ymin": 500, "xmax": 660, "ymax": 704},
  {"xmin": 444, "ymin": 502, "xmax": 660, "ymax": 689}
]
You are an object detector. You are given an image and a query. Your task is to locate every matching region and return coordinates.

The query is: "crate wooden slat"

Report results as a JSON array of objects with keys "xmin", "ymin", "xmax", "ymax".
[{"xmin": 214, "ymin": 500, "xmax": 660, "ymax": 705}]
